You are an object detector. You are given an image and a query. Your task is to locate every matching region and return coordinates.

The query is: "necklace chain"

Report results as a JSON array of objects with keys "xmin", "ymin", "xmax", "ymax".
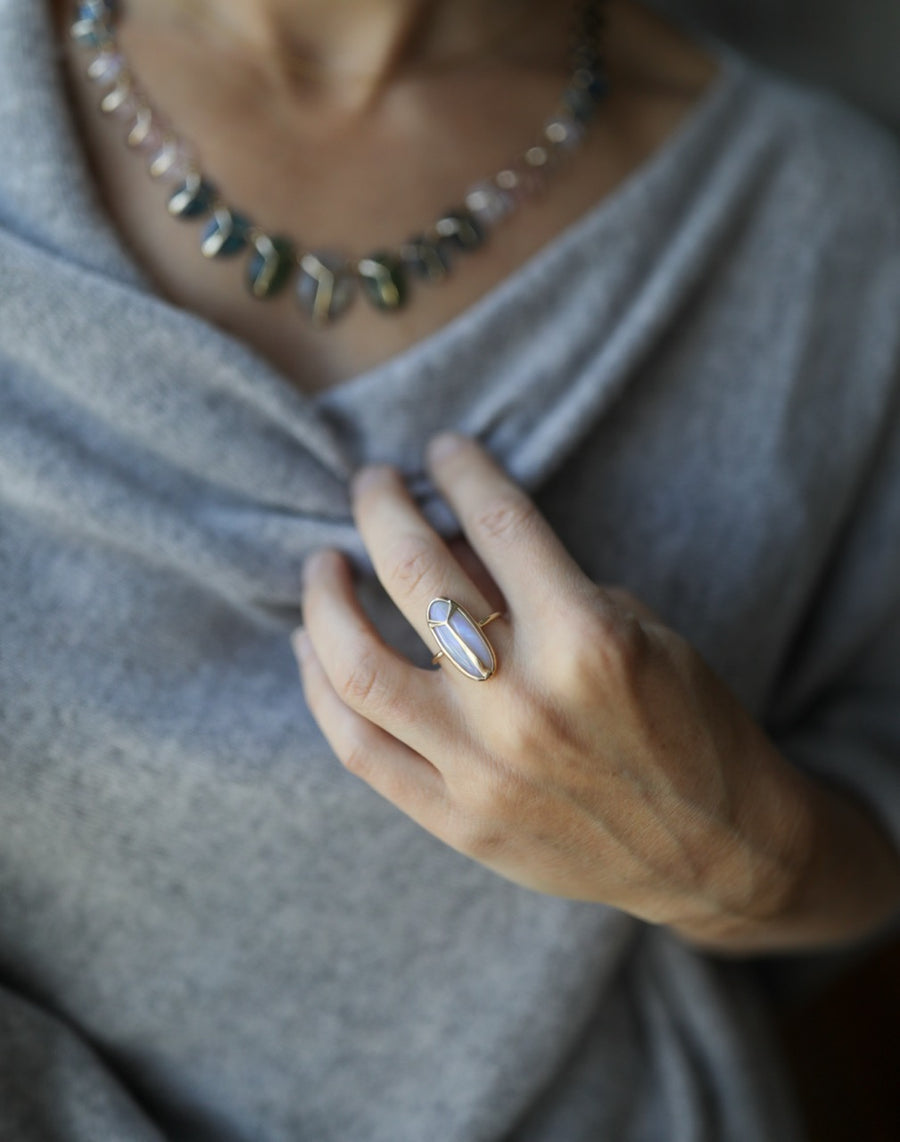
[{"xmin": 70, "ymin": 0, "xmax": 610, "ymax": 325}]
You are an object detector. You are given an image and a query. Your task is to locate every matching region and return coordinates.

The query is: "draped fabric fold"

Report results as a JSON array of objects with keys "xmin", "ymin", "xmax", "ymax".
[
  {"xmin": 1, "ymin": 0, "xmax": 762, "ymax": 609},
  {"xmin": 3, "ymin": 2, "xmax": 900, "ymax": 1140}
]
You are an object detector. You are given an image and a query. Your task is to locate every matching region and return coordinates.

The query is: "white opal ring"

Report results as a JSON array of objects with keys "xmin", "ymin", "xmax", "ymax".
[{"xmin": 427, "ymin": 597, "xmax": 503, "ymax": 681}]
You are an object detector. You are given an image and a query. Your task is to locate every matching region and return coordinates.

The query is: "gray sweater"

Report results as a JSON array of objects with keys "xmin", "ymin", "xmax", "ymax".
[{"xmin": 2, "ymin": 2, "xmax": 900, "ymax": 1139}]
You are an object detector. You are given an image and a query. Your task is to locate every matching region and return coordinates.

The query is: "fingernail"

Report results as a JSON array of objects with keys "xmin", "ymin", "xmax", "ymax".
[{"xmin": 427, "ymin": 432, "xmax": 469, "ymax": 465}]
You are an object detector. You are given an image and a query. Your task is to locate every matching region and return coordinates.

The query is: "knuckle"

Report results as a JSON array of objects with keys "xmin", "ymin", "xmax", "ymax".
[
  {"xmin": 451, "ymin": 764, "xmax": 546, "ymax": 863},
  {"xmin": 387, "ymin": 535, "xmax": 442, "ymax": 599},
  {"xmin": 452, "ymin": 807, "xmax": 508, "ymax": 862},
  {"xmin": 341, "ymin": 737, "xmax": 377, "ymax": 781},
  {"xmin": 554, "ymin": 599, "xmax": 650, "ymax": 692},
  {"xmin": 337, "ymin": 646, "xmax": 393, "ymax": 715},
  {"xmin": 604, "ymin": 585, "xmax": 656, "ymax": 623},
  {"xmin": 601, "ymin": 611, "xmax": 650, "ymax": 676},
  {"xmin": 456, "ymin": 760, "xmax": 526, "ymax": 827},
  {"xmin": 464, "ymin": 827, "xmax": 507, "ymax": 864},
  {"xmin": 497, "ymin": 702, "xmax": 555, "ymax": 761},
  {"xmin": 472, "ymin": 493, "xmax": 536, "ymax": 545}
]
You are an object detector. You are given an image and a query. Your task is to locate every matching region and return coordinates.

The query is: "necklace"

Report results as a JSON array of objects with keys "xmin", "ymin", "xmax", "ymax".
[{"xmin": 69, "ymin": 0, "xmax": 610, "ymax": 325}]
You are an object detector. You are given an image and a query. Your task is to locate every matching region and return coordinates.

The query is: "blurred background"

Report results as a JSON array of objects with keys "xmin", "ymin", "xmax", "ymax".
[{"xmin": 654, "ymin": 0, "xmax": 900, "ymax": 129}]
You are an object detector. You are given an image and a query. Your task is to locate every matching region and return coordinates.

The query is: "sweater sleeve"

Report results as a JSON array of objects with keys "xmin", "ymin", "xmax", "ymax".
[{"xmin": 768, "ymin": 385, "xmax": 900, "ymax": 905}]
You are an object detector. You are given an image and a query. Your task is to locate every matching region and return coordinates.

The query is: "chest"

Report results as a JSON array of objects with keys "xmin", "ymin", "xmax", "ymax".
[{"xmin": 58, "ymin": 6, "xmax": 710, "ymax": 393}]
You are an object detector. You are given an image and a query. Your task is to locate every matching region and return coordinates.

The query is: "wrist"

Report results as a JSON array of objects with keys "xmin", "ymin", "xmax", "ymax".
[
  {"xmin": 673, "ymin": 754, "xmax": 900, "ymax": 955},
  {"xmin": 670, "ymin": 747, "xmax": 816, "ymax": 950}
]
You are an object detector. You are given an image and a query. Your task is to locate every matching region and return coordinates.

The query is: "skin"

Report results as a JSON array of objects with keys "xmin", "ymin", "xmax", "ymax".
[
  {"xmin": 297, "ymin": 436, "xmax": 900, "ymax": 953},
  {"xmin": 57, "ymin": 2, "xmax": 900, "ymax": 949}
]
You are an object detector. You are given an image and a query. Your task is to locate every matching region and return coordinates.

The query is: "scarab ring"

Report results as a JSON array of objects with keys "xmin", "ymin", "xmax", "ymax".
[{"xmin": 427, "ymin": 597, "xmax": 503, "ymax": 681}]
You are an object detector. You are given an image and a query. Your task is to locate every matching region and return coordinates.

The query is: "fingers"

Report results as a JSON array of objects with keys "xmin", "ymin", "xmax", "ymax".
[
  {"xmin": 350, "ymin": 465, "xmax": 512, "ymax": 671},
  {"xmin": 302, "ymin": 548, "xmax": 455, "ymax": 754},
  {"xmin": 293, "ymin": 627, "xmax": 450, "ymax": 830},
  {"xmin": 424, "ymin": 434, "xmax": 590, "ymax": 619},
  {"xmin": 446, "ymin": 536, "xmax": 506, "ymax": 616}
]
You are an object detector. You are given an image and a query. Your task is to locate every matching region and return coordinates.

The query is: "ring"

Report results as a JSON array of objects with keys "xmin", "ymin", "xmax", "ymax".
[{"xmin": 427, "ymin": 597, "xmax": 503, "ymax": 681}]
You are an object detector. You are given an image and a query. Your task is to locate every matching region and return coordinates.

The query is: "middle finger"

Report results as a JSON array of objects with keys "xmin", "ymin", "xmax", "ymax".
[{"xmin": 351, "ymin": 466, "xmax": 508, "ymax": 677}]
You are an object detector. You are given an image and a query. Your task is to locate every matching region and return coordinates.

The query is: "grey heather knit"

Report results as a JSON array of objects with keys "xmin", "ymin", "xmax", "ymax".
[{"xmin": 2, "ymin": 1, "xmax": 900, "ymax": 1139}]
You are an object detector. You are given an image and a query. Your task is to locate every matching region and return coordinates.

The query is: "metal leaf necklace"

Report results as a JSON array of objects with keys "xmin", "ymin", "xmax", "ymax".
[{"xmin": 69, "ymin": 0, "xmax": 610, "ymax": 325}]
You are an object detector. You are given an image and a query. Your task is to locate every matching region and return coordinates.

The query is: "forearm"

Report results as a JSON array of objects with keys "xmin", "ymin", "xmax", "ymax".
[{"xmin": 672, "ymin": 764, "xmax": 900, "ymax": 956}]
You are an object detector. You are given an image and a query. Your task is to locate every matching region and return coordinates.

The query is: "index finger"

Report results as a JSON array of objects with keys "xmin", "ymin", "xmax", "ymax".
[{"xmin": 425, "ymin": 434, "xmax": 589, "ymax": 618}]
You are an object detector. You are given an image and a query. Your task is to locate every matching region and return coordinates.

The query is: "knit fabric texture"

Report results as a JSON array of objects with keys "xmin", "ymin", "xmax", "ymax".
[{"xmin": 2, "ymin": 2, "xmax": 900, "ymax": 1138}]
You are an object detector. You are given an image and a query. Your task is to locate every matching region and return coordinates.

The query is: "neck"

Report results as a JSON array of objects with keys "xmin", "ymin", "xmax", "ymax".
[{"xmin": 115, "ymin": 0, "xmax": 547, "ymax": 109}]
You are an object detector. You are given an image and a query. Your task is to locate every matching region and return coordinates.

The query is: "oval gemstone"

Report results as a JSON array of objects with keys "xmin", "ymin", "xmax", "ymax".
[
  {"xmin": 87, "ymin": 51, "xmax": 125, "ymax": 86},
  {"xmin": 167, "ymin": 176, "xmax": 215, "ymax": 219},
  {"xmin": 427, "ymin": 598, "xmax": 497, "ymax": 681},
  {"xmin": 562, "ymin": 79, "xmax": 604, "ymax": 124},
  {"xmin": 297, "ymin": 251, "xmax": 356, "ymax": 324},
  {"xmin": 401, "ymin": 236, "xmax": 451, "ymax": 283},
  {"xmin": 77, "ymin": 0, "xmax": 114, "ymax": 19},
  {"xmin": 149, "ymin": 138, "xmax": 196, "ymax": 182},
  {"xmin": 126, "ymin": 106, "xmax": 156, "ymax": 149},
  {"xmin": 433, "ymin": 210, "xmax": 485, "ymax": 252},
  {"xmin": 357, "ymin": 253, "xmax": 408, "ymax": 312},
  {"xmin": 464, "ymin": 181, "xmax": 513, "ymax": 227},
  {"xmin": 71, "ymin": 15, "xmax": 114, "ymax": 49},
  {"xmin": 543, "ymin": 114, "xmax": 584, "ymax": 152},
  {"xmin": 200, "ymin": 207, "xmax": 251, "ymax": 258},
  {"xmin": 99, "ymin": 75, "xmax": 135, "ymax": 115},
  {"xmin": 247, "ymin": 234, "xmax": 295, "ymax": 299}
]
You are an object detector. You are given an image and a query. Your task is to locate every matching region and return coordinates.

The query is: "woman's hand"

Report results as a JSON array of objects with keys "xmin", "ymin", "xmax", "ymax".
[{"xmin": 295, "ymin": 435, "xmax": 900, "ymax": 951}]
